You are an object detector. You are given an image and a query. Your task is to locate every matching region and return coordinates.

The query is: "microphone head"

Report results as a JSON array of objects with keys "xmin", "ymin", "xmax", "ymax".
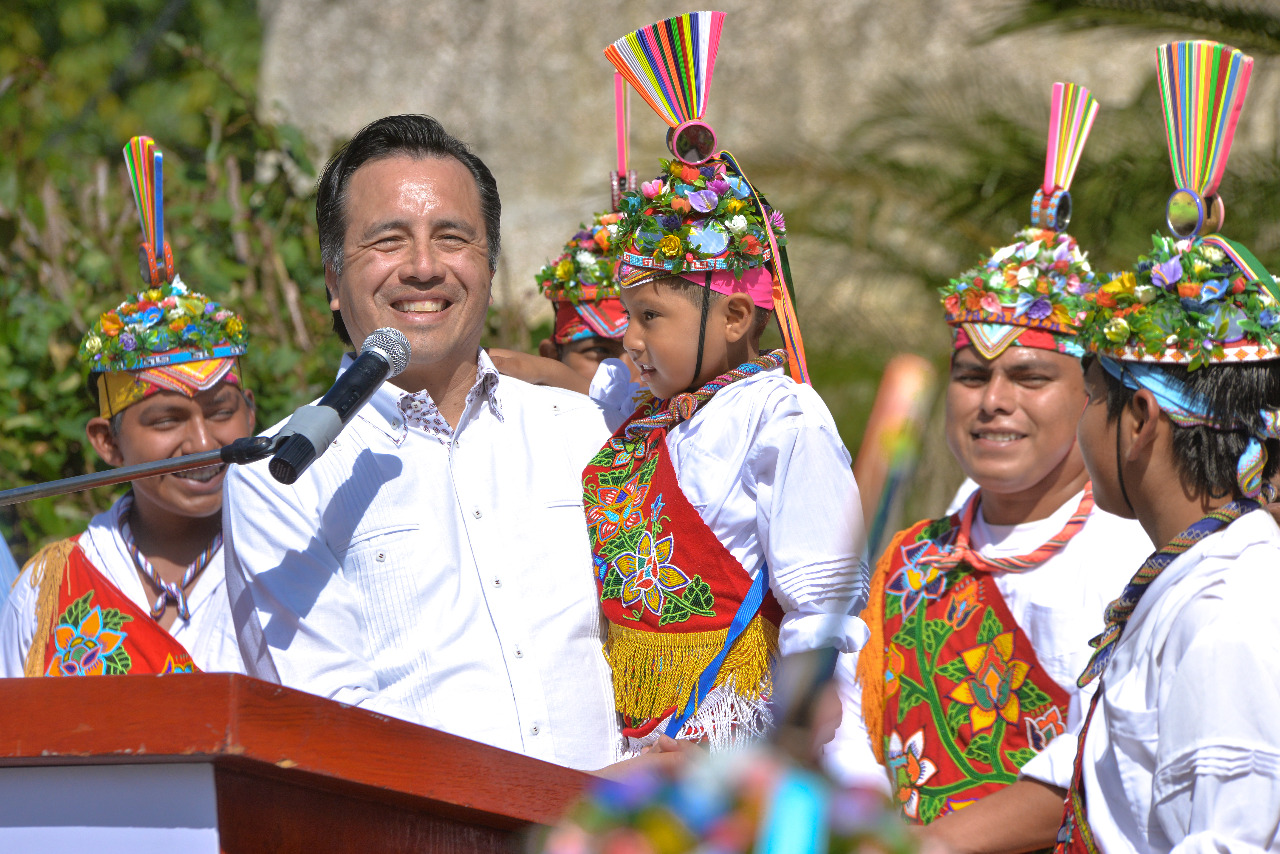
[{"xmin": 361, "ymin": 328, "xmax": 411, "ymax": 378}]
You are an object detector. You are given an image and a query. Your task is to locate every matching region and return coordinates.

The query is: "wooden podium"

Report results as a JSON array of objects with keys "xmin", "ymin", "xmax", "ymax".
[{"xmin": 0, "ymin": 673, "xmax": 590, "ymax": 853}]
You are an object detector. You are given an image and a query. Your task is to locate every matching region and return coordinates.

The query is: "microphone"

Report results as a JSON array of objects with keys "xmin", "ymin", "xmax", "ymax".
[{"xmin": 269, "ymin": 327, "xmax": 411, "ymax": 485}]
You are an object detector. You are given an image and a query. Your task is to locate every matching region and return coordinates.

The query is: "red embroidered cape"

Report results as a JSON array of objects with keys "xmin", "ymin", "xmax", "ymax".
[
  {"xmin": 583, "ymin": 397, "xmax": 782, "ymax": 736},
  {"xmin": 861, "ymin": 514, "xmax": 1070, "ymax": 824},
  {"xmin": 28, "ymin": 537, "xmax": 198, "ymax": 677}
]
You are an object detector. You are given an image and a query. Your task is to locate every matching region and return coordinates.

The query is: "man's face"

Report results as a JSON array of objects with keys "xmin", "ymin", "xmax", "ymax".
[
  {"xmin": 89, "ymin": 382, "xmax": 256, "ymax": 522},
  {"xmin": 559, "ymin": 336, "xmax": 627, "ymax": 382},
  {"xmin": 1077, "ymin": 359, "xmax": 1131, "ymax": 517},
  {"xmin": 327, "ymin": 154, "xmax": 493, "ymax": 390},
  {"xmin": 945, "ymin": 344, "xmax": 1087, "ymax": 495}
]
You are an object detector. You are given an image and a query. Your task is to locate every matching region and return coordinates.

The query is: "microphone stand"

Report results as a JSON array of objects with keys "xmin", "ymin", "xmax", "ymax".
[{"xmin": 0, "ymin": 435, "xmax": 282, "ymax": 508}]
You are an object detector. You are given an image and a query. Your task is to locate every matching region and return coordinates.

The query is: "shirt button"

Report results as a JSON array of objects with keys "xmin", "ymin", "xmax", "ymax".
[
  {"xmin": 375, "ymin": 551, "xmax": 386, "ymax": 563},
  {"xmin": 492, "ymin": 577, "xmax": 502, "ymax": 588},
  {"xmin": 513, "ymin": 645, "xmax": 523, "ymax": 658},
  {"xmin": 529, "ymin": 725, "xmax": 540, "ymax": 736},
  {"xmin": 472, "ymin": 508, "xmax": 482, "ymax": 519},
  {"xmin": 391, "ymin": 419, "xmax": 401, "ymax": 428}
]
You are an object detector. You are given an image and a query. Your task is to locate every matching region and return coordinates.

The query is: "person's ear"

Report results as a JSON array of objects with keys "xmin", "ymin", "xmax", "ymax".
[
  {"xmin": 722, "ymin": 293, "xmax": 755, "ymax": 344},
  {"xmin": 1127, "ymin": 388, "xmax": 1162, "ymax": 460},
  {"xmin": 86, "ymin": 417, "xmax": 125, "ymax": 468},
  {"xmin": 324, "ymin": 266, "xmax": 340, "ymax": 311},
  {"xmin": 537, "ymin": 338, "xmax": 558, "ymax": 360}
]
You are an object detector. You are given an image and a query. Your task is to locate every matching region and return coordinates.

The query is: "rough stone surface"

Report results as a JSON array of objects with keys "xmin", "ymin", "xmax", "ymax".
[{"xmin": 256, "ymin": 0, "xmax": 1176, "ymax": 328}]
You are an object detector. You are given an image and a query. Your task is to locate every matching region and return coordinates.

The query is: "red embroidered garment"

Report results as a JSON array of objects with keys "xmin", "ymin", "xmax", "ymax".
[
  {"xmin": 37, "ymin": 539, "xmax": 198, "ymax": 677},
  {"xmin": 583, "ymin": 393, "xmax": 782, "ymax": 744},
  {"xmin": 861, "ymin": 498, "xmax": 1081, "ymax": 824}
]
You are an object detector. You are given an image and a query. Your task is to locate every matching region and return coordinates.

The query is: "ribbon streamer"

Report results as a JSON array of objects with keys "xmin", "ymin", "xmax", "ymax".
[
  {"xmin": 1156, "ymin": 40, "xmax": 1253, "ymax": 198},
  {"xmin": 604, "ymin": 10, "xmax": 725, "ymax": 128},
  {"xmin": 1042, "ymin": 81, "xmax": 1099, "ymax": 194}
]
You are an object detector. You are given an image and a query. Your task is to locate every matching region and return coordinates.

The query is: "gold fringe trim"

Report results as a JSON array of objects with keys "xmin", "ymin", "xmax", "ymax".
[
  {"xmin": 856, "ymin": 526, "xmax": 912, "ymax": 765},
  {"xmin": 606, "ymin": 614, "xmax": 779, "ymax": 722},
  {"xmin": 22, "ymin": 538, "xmax": 77, "ymax": 679}
]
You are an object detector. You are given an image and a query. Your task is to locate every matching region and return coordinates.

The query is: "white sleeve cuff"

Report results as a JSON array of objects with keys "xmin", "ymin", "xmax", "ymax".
[{"xmin": 777, "ymin": 610, "xmax": 871, "ymax": 656}]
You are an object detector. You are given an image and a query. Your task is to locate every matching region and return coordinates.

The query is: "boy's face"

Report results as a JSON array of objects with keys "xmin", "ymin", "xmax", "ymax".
[
  {"xmin": 87, "ymin": 382, "xmax": 256, "ymax": 523},
  {"xmin": 1077, "ymin": 359, "xmax": 1131, "ymax": 517},
  {"xmin": 945, "ymin": 344, "xmax": 1086, "ymax": 497},
  {"xmin": 620, "ymin": 280, "xmax": 726, "ymax": 399}
]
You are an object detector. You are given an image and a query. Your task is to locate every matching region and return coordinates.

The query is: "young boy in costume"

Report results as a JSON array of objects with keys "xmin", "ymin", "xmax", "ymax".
[
  {"xmin": 535, "ymin": 213, "xmax": 631, "ymax": 383},
  {"xmin": 840, "ymin": 84, "xmax": 1152, "ymax": 828},
  {"xmin": 580, "ymin": 12, "xmax": 869, "ymax": 754},
  {"xmin": 0, "ymin": 137, "xmax": 254, "ymax": 677},
  {"xmin": 1049, "ymin": 40, "xmax": 1280, "ymax": 854}
]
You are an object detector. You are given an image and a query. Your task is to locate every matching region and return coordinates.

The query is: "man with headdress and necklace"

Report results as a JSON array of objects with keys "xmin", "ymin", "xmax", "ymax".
[
  {"xmin": 0, "ymin": 136, "xmax": 254, "ymax": 677},
  {"xmin": 837, "ymin": 84, "xmax": 1151, "ymax": 836}
]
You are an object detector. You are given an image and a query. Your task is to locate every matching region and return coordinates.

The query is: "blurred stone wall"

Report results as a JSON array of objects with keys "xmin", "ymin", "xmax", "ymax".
[{"xmin": 257, "ymin": 0, "xmax": 1169, "ymax": 331}]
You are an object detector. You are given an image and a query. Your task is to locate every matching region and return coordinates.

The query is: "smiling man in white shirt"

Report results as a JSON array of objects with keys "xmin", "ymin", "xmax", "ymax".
[{"xmin": 223, "ymin": 114, "xmax": 621, "ymax": 770}]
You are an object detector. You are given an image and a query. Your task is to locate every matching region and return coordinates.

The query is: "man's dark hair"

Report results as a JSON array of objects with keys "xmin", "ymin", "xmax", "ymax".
[
  {"xmin": 1084, "ymin": 354, "xmax": 1280, "ymax": 499},
  {"xmin": 315, "ymin": 114, "xmax": 502, "ymax": 345}
]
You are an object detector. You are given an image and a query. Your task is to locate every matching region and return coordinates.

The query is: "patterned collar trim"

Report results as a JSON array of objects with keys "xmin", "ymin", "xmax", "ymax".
[{"xmin": 396, "ymin": 351, "xmax": 503, "ymax": 442}]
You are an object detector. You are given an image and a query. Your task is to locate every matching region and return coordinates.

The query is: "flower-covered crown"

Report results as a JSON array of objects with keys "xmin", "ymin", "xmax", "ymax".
[
  {"xmin": 613, "ymin": 156, "xmax": 782, "ymax": 284},
  {"xmin": 80, "ymin": 278, "xmax": 248, "ymax": 373},
  {"xmin": 536, "ymin": 212, "xmax": 624, "ymax": 304},
  {"xmin": 1081, "ymin": 41, "xmax": 1278, "ymax": 368},
  {"xmin": 942, "ymin": 227, "xmax": 1099, "ymax": 357},
  {"xmin": 604, "ymin": 11, "xmax": 809, "ymax": 383},
  {"xmin": 943, "ymin": 83, "xmax": 1101, "ymax": 359}
]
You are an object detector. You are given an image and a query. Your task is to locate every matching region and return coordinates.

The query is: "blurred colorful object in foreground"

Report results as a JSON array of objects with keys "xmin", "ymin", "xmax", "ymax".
[
  {"xmin": 538, "ymin": 749, "xmax": 917, "ymax": 854},
  {"xmin": 853, "ymin": 354, "xmax": 937, "ymax": 561}
]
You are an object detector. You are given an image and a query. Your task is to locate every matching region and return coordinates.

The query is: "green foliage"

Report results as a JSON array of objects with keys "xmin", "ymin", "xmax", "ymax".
[
  {"xmin": 895, "ymin": 674, "xmax": 928, "ymax": 721},
  {"xmin": 976, "ymin": 607, "xmax": 1004, "ymax": 645},
  {"xmin": 0, "ymin": 0, "xmax": 339, "ymax": 561}
]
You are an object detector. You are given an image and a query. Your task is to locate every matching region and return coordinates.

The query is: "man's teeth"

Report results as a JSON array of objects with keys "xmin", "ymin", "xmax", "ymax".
[
  {"xmin": 394, "ymin": 299, "xmax": 447, "ymax": 313},
  {"xmin": 976, "ymin": 432, "xmax": 1022, "ymax": 442},
  {"xmin": 174, "ymin": 464, "xmax": 227, "ymax": 482}
]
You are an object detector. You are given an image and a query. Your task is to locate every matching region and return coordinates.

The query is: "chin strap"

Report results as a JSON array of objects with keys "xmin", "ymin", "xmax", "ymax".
[{"xmin": 688, "ymin": 270, "xmax": 712, "ymax": 393}]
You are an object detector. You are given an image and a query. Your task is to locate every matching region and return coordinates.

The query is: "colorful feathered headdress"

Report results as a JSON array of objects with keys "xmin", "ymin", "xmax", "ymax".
[
  {"xmin": 604, "ymin": 11, "xmax": 809, "ymax": 384},
  {"xmin": 79, "ymin": 137, "xmax": 248, "ymax": 416},
  {"xmin": 941, "ymin": 83, "xmax": 1101, "ymax": 359},
  {"xmin": 1081, "ymin": 41, "xmax": 1278, "ymax": 367}
]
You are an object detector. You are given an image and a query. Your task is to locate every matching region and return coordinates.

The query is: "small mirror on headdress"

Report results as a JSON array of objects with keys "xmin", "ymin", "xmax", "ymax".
[
  {"xmin": 668, "ymin": 120, "xmax": 717, "ymax": 165},
  {"xmin": 1166, "ymin": 189, "xmax": 1225, "ymax": 239}
]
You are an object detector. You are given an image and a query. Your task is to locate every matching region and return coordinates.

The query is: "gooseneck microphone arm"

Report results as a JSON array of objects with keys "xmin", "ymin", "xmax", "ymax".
[{"xmin": 0, "ymin": 435, "xmax": 282, "ymax": 508}]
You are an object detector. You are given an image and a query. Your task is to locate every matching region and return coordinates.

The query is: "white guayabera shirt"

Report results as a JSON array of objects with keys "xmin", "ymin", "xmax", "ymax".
[
  {"xmin": 1036, "ymin": 509, "xmax": 1280, "ymax": 854},
  {"xmin": 223, "ymin": 350, "xmax": 622, "ymax": 771}
]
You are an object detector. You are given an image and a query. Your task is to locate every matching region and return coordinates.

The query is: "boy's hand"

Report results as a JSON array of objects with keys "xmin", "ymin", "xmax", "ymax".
[{"xmin": 591, "ymin": 735, "xmax": 705, "ymax": 780}]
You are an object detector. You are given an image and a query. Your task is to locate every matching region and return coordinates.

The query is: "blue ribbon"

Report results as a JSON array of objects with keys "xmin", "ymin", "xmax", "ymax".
[{"xmin": 664, "ymin": 563, "xmax": 770, "ymax": 738}]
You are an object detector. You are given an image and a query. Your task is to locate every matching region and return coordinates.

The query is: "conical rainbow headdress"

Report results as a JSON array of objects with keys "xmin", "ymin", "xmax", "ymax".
[
  {"xmin": 604, "ymin": 11, "xmax": 809, "ymax": 384},
  {"xmin": 1080, "ymin": 41, "xmax": 1279, "ymax": 367},
  {"xmin": 79, "ymin": 136, "xmax": 249, "ymax": 417},
  {"xmin": 1078, "ymin": 41, "xmax": 1280, "ymax": 503},
  {"xmin": 941, "ymin": 83, "xmax": 1101, "ymax": 360},
  {"xmin": 124, "ymin": 136, "xmax": 176, "ymax": 287}
]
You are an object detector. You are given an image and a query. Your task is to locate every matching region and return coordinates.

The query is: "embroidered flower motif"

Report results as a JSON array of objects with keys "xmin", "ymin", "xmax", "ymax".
[
  {"xmin": 1025, "ymin": 705, "xmax": 1065, "ymax": 752},
  {"xmin": 614, "ymin": 530, "xmax": 690, "ymax": 616},
  {"xmin": 885, "ymin": 539, "xmax": 949, "ymax": 615},
  {"xmin": 946, "ymin": 631, "xmax": 1031, "ymax": 733},
  {"xmin": 47, "ymin": 606, "xmax": 127, "ymax": 677},
  {"xmin": 886, "ymin": 729, "xmax": 938, "ymax": 819},
  {"xmin": 584, "ymin": 470, "xmax": 650, "ymax": 545},
  {"xmin": 159, "ymin": 654, "xmax": 196, "ymax": 675},
  {"xmin": 885, "ymin": 644, "xmax": 906, "ymax": 699},
  {"xmin": 943, "ymin": 576, "xmax": 980, "ymax": 630}
]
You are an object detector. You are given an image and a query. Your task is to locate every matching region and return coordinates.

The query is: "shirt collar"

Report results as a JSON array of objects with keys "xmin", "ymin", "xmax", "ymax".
[{"xmin": 345, "ymin": 349, "xmax": 504, "ymax": 444}]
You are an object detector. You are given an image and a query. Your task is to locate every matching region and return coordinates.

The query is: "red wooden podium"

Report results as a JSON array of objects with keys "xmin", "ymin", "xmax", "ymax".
[{"xmin": 0, "ymin": 673, "xmax": 590, "ymax": 853}]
